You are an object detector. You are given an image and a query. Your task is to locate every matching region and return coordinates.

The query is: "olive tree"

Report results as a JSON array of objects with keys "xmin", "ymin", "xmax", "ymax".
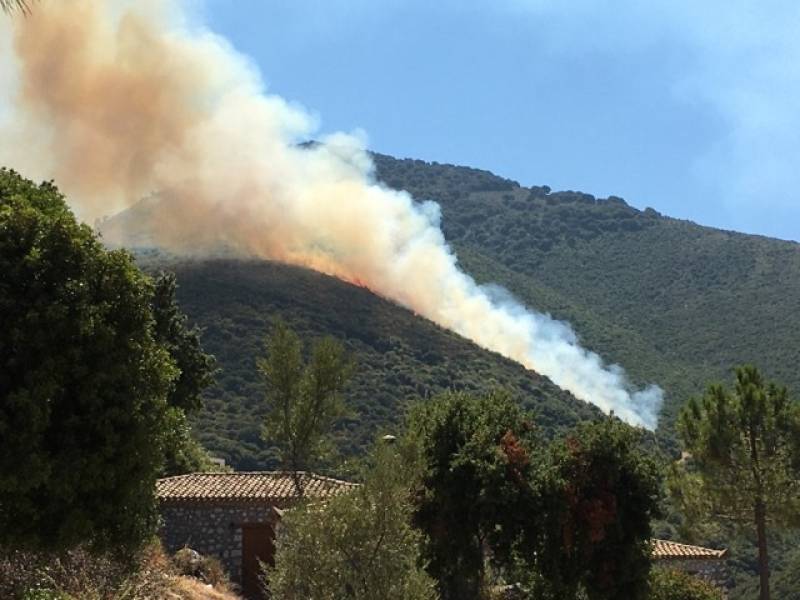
[
  {"xmin": 268, "ymin": 442, "xmax": 438, "ymax": 600},
  {"xmin": 259, "ymin": 320, "xmax": 353, "ymax": 493}
]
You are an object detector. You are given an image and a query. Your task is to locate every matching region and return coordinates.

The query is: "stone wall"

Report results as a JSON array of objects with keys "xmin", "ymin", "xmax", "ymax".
[
  {"xmin": 159, "ymin": 501, "xmax": 276, "ymax": 583},
  {"xmin": 653, "ymin": 559, "xmax": 731, "ymax": 598}
]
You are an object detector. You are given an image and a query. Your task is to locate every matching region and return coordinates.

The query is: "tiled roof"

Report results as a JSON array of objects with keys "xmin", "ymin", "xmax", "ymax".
[
  {"xmin": 651, "ymin": 539, "xmax": 727, "ymax": 560},
  {"xmin": 156, "ymin": 471, "xmax": 357, "ymax": 505}
]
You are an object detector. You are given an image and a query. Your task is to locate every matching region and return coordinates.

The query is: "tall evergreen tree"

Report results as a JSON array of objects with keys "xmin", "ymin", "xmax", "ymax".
[{"xmin": 672, "ymin": 365, "xmax": 800, "ymax": 600}]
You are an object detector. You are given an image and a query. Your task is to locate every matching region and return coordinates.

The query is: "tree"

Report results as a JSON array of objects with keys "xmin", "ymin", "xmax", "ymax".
[
  {"xmin": 259, "ymin": 320, "xmax": 353, "ymax": 492},
  {"xmin": 152, "ymin": 272, "xmax": 215, "ymax": 415},
  {"xmin": 405, "ymin": 391, "xmax": 542, "ymax": 600},
  {"xmin": 537, "ymin": 418, "xmax": 663, "ymax": 600},
  {"xmin": 0, "ymin": 169, "xmax": 177, "ymax": 553},
  {"xmin": 671, "ymin": 365, "xmax": 800, "ymax": 600},
  {"xmin": 267, "ymin": 441, "xmax": 438, "ymax": 600},
  {"xmin": 151, "ymin": 272, "xmax": 217, "ymax": 476}
]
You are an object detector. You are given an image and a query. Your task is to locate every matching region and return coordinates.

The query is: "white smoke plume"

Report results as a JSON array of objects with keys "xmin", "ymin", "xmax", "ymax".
[{"xmin": 0, "ymin": 0, "xmax": 663, "ymax": 428}]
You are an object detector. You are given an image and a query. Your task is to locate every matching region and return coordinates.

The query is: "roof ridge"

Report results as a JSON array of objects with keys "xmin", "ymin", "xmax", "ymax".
[
  {"xmin": 156, "ymin": 470, "xmax": 358, "ymax": 503},
  {"xmin": 651, "ymin": 538, "xmax": 727, "ymax": 559},
  {"xmin": 159, "ymin": 470, "xmax": 343, "ymax": 481},
  {"xmin": 652, "ymin": 538, "xmax": 723, "ymax": 549},
  {"xmin": 158, "ymin": 470, "xmax": 351, "ymax": 479}
]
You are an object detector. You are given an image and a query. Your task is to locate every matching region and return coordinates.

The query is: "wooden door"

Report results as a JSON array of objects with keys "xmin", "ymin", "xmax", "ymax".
[{"xmin": 241, "ymin": 523, "xmax": 275, "ymax": 600}]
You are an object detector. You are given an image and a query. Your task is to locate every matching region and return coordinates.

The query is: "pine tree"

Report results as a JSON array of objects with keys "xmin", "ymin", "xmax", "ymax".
[{"xmin": 672, "ymin": 366, "xmax": 800, "ymax": 600}]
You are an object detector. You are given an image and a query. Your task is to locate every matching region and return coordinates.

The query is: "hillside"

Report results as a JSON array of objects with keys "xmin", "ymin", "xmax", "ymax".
[
  {"xmin": 132, "ymin": 153, "xmax": 800, "ymax": 599},
  {"xmin": 136, "ymin": 152, "xmax": 800, "ymax": 464},
  {"xmin": 143, "ymin": 258, "xmax": 600, "ymax": 470},
  {"xmin": 368, "ymin": 154, "xmax": 800, "ymax": 599},
  {"xmin": 372, "ymin": 153, "xmax": 800, "ymax": 434}
]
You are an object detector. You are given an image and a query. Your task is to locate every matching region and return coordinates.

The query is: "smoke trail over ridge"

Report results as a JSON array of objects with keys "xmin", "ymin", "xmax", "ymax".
[{"xmin": 0, "ymin": 0, "xmax": 663, "ymax": 428}]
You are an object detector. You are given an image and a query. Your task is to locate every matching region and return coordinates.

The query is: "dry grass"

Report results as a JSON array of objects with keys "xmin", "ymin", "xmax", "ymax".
[
  {"xmin": 0, "ymin": 543, "xmax": 173, "ymax": 599},
  {"xmin": 0, "ymin": 541, "xmax": 240, "ymax": 600},
  {"xmin": 171, "ymin": 577, "xmax": 241, "ymax": 600}
]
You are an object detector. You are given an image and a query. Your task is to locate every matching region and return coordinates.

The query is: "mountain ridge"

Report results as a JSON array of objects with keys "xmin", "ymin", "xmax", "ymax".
[
  {"xmin": 371, "ymin": 152, "xmax": 800, "ymax": 430},
  {"xmin": 122, "ymin": 150, "xmax": 800, "ymax": 467}
]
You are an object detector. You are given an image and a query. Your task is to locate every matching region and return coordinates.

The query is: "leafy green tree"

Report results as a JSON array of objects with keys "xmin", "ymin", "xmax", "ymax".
[
  {"xmin": 152, "ymin": 272, "xmax": 215, "ymax": 415},
  {"xmin": 259, "ymin": 320, "xmax": 353, "ymax": 492},
  {"xmin": 405, "ymin": 391, "xmax": 542, "ymax": 600},
  {"xmin": 537, "ymin": 418, "xmax": 663, "ymax": 600},
  {"xmin": 151, "ymin": 272, "xmax": 217, "ymax": 475},
  {"xmin": 0, "ymin": 169, "xmax": 176, "ymax": 553},
  {"xmin": 649, "ymin": 569, "xmax": 723, "ymax": 600},
  {"xmin": 671, "ymin": 366, "xmax": 800, "ymax": 600},
  {"xmin": 268, "ymin": 441, "xmax": 438, "ymax": 600},
  {"xmin": 160, "ymin": 405, "xmax": 218, "ymax": 476}
]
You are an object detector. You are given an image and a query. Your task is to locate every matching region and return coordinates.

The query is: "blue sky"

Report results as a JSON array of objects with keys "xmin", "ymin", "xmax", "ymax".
[{"xmin": 200, "ymin": 1, "xmax": 800, "ymax": 242}]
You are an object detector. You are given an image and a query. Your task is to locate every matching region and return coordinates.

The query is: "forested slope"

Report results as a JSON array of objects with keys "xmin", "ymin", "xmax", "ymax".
[
  {"xmin": 144, "ymin": 258, "xmax": 600, "ymax": 469},
  {"xmin": 372, "ymin": 153, "xmax": 800, "ymax": 433},
  {"xmin": 370, "ymin": 154, "xmax": 800, "ymax": 599},
  {"xmin": 136, "ymin": 153, "xmax": 800, "ymax": 598},
  {"xmin": 138, "ymin": 152, "xmax": 800, "ymax": 465}
]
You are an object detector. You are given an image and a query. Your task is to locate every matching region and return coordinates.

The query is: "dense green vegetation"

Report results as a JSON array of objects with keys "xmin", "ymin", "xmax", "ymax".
[
  {"xmin": 671, "ymin": 366, "xmax": 800, "ymax": 600},
  {"xmin": 152, "ymin": 271, "xmax": 218, "ymax": 477},
  {"xmin": 0, "ymin": 169, "xmax": 211, "ymax": 555},
  {"xmin": 537, "ymin": 418, "xmax": 662, "ymax": 600},
  {"xmin": 127, "ymin": 152, "xmax": 800, "ymax": 598},
  {"xmin": 270, "ymin": 392, "xmax": 662, "ymax": 600},
  {"xmin": 407, "ymin": 393, "xmax": 662, "ymax": 600},
  {"xmin": 372, "ymin": 152, "xmax": 800, "ymax": 437},
  {"xmin": 370, "ymin": 153, "xmax": 800, "ymax": 599},
  {"xmin": 146, "ymin": 153, "xmax": 800, "ymax": 469},
  {"xmin": 407, "ymin": 391, "xmax": 542, "ymax": 599},
  {"xmin": 0, "ymin": 169, "xmax": 172, "ymax": 553},
  {"xmin": 142, "ymin": 257, "xmax": 600, "ymax": 470},
  {"xmin": 649, "ymin": 569, "xmax": 723, "ymax": 600},
  {"xmin": 368, "ymin": 153, "xmax": 800, "ymax": 599},
  {"xmin": 268, "ymin": 442, "xmax": 438, "ymax": 600}
]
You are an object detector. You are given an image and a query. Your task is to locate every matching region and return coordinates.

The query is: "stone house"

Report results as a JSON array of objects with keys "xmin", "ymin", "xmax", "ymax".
[
  {"xmin": 156, "ymin": 471, "xmax": 356, "ymax": 599},
  {"xmin": 157, "ymin": 473, "xmax": 729, "ymax": 599},
  {"xmin": 651, "ymin": 538, "xmax": 730, "ymax": 596}
]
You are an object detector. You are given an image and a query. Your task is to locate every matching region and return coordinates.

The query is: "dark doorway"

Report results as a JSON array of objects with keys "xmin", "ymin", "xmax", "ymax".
[{"xmin": 241, "ymin": 523, "xmax": 275, "ymax": 600}]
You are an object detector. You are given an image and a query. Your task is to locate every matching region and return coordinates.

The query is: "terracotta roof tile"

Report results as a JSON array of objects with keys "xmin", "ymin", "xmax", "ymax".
[
  {"xmin": 651, "ymin": 539, "xmax": 727, "ymax": 560},
  {"xmin": 156, "ymin": 471, "xmax": 357, "ymax": 505}
]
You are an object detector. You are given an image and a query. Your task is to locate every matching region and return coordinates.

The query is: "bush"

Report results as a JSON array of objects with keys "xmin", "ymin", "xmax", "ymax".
[
  {"xmin": 649, "ymin": 569, "xmax": 723, "ymax": 600},
  {"xmin": 0, "ymin": 541, "xmax": 174, "ymax": 599},
  {"xmin": 198, "ymin": 555, "xmax": 229, "ymax": 588},
  {"xmin": 173, "ymin": 547, "xmax": 230, "ymax": 589}
]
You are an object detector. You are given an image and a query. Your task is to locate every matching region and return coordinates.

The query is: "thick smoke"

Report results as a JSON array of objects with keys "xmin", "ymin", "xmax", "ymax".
[{"xmin": 0, "ymin": 0, "xmax": 663, "ymax": 428}]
